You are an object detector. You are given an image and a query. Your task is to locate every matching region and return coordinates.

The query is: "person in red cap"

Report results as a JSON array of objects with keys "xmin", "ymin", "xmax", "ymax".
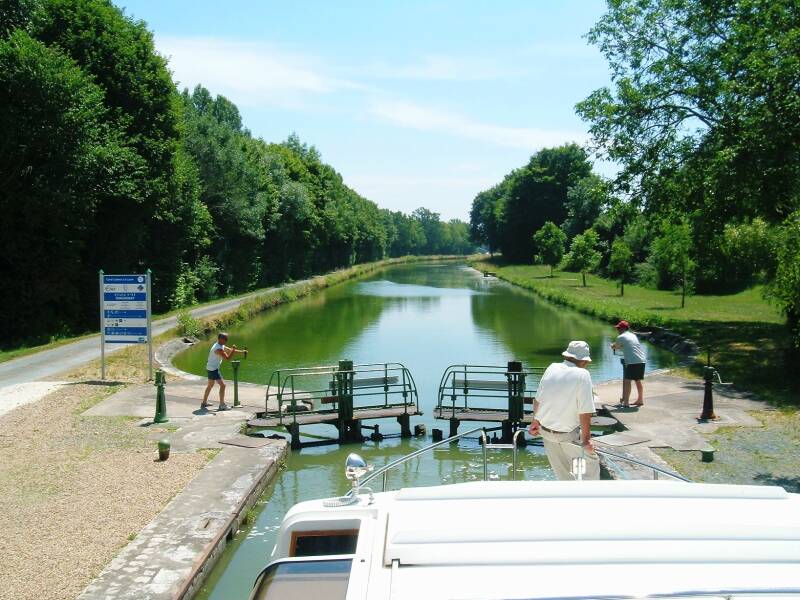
[{"xmin": 611, "ymin": 320, "xmax": 646, "ymax": 407}]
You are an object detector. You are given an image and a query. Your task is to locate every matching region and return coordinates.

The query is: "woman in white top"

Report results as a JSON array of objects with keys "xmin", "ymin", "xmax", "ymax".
[{"xmin": 201, "ymin": 332, "xmax": 247, "ymax": 411}]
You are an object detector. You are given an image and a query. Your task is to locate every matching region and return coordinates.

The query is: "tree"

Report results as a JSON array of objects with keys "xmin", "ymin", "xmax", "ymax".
[
  {"xmin": 562, "ymin": 175, "xmax": 609, "ymax": 239},
  {"xmin": 563, "ymin": 230, "xmax": 602, "ymax": 287},
  {"xmin": 470, "ymin": 185, "xmax": 503, "ymax": 254},
  {"xmin": 412, "ymin": 207, "xmax": 443, "ymax": 255},
  {"xmin": 533, "ymin": 222, "xmax": 567, "ymax": 277},
  {"xmin": 470, "ymin": 144, "xmax": 592, "ymax": 262},
  {"xmin": 650, "ymin": 219, "xmax": 696, "ymax": 308},
  {"xmin": 577, "ymin": 0, "xmax": 800, "ymax": 223},
  {"xmin": 767, "ymin": 211, "xmax": 800, "ymax": 353},
  {"xmin": 608, "ymin": 238, "xmax": 634, "ymax": 296},
  {"xmin": 33, "ymin": 0, "xmax": 201, "ymax": 314},
  {"xmin": 0, "ymin": 30, "xmax": 128, "ymax": 342}
]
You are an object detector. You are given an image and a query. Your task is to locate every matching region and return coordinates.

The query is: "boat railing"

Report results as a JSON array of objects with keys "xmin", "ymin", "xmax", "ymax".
[
  {"xmin": 356, "ymin": 427, "xmax": 688, "ymax": 493},
  {"xmin": 586, "ymin": 444, "xmax": 690, "ymax": 482}
]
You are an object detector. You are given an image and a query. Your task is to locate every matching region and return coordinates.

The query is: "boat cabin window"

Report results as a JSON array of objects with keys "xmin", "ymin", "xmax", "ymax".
[
  {"xmin": 290, "ymin": 529, "xmax": 359, "ymax": 557},
  {"xmin": 249, "ymin": 558, "xmax": 351, "ymax": 600}
]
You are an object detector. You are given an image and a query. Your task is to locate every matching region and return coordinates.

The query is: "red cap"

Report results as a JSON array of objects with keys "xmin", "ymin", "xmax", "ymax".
[{"xmin": 615, "ymin": 320, "xmax": 629, "ymax": 330}]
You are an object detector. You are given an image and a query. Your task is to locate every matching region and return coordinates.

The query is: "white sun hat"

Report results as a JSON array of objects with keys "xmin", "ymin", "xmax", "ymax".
[{"xmin": 562, "ymin": 340, "xmax": 592, "ymax": 362}]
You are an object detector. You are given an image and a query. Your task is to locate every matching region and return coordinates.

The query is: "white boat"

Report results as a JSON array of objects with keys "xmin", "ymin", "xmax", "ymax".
[{"xmin": 248, "ymin": 427, "xmax": 800, "ymax": 599}]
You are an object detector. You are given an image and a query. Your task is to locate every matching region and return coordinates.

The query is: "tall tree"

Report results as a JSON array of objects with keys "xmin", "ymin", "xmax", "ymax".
[
  {"xmin": 577, "ymin": 0, "xmax": 800, "ymax": 222},
  {"xmin": 497, "ymin": 144, "xmax": 593, "ymax": 262},
  {"xmin": 650, "ymin": 218, "xmax": 696, "ymax": 307},
  {"xmin": 0, "ymin": 30, "xmax": 130, "ymax": 341},
  {"xmin": 562, "ymin": 175, "xmax": 609, "ymax": 239},
  {"xmin": 33, "ymin": 0, "xmax": 200, "ymax": 314},
  {"xmin": 412, "ymin": 207, "xmax": 443, "ymax": 255},
  {"xmin": 470, "ymin": 144, "xmax": 593, "ymax": 263}
]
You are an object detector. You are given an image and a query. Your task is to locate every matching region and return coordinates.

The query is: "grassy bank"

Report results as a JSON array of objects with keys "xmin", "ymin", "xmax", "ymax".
[
  {"xmin": 0, "ymin": 255, "xmax": 469, "ymax": 366},
  {"xmin": 473, "ymin": 260, "xmax": 796, "ymax": 407}
]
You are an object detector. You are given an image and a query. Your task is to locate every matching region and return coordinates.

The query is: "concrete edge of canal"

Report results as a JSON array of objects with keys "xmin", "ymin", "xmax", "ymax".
[{"xmin": 78, "ymin": 440, "xmax": 288, "ymax": 600}]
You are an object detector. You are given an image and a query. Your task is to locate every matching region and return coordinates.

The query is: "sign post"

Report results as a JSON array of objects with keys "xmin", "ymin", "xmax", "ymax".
[
  {"xmin": 99, "ymin": 271, "xmax": 152, "ymax": 380},
  {"xmin": 147, "ymin": 269, "xmax": 153, "ymax": 380},
  {"xmin": 99, "ymin": 270, "xmax": 106, "ymax": 381}
]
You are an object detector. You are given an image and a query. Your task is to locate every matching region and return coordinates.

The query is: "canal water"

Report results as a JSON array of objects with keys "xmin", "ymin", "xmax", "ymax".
[{"xmin": 174, "ymin": 262, "xmax": 677, "ymax": 599}]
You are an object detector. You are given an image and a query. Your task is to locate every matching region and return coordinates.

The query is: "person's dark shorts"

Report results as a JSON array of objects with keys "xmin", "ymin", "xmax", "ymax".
[
  {"xmin": 207, "ymin": 369, "xmax": 222, "ymax": 381},
  {"xmin": 623, "ymin": 362, "xmax": 645, "ymax": 380}
]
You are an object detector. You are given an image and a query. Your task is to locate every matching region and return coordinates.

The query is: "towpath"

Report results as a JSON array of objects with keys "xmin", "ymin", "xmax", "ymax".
[{"xmin": 0, "ymin": 280, "xmax": 313, "ymax": 388}]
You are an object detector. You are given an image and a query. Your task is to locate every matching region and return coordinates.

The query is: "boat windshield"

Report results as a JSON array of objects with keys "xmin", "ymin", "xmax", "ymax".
[{"xmin": 249, "ymin": 558, "xmax": 352, "ymax": 600}]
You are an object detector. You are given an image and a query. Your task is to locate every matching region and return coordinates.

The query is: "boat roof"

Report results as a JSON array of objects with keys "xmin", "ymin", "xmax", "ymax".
[{"xmin": 279, "ymin": 481, "xmax": 800, "ymax": 599}]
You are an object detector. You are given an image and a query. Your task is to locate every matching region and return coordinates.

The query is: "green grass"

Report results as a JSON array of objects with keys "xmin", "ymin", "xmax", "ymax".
[
  {"xmin": 656, "ymin": 410, "xmax": 800, "ymax": 491},
  {"xmin": 474, "ymin": 260, "xmax": 796, "ymax": 407}
]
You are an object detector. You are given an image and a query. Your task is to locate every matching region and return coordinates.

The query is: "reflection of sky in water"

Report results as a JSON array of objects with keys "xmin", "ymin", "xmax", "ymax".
[{"xmin": 356, "ymin": 279, "xmax": 487, "ymax": 297}]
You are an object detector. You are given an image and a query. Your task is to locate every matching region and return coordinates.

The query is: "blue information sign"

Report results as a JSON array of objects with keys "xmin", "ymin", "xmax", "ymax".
[
  {"xmin": 100, "ymin": 273, "xmax": 150, "ymax": 345},
  {"xmin": 99, "ymin": 271, "xmax": 153, "ymax": 380}
]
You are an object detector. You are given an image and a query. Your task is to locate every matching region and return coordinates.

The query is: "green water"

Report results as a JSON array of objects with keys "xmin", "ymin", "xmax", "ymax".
[{"xmin": 179, "ymin": 263, "xmax": 677, "ymax": 599}]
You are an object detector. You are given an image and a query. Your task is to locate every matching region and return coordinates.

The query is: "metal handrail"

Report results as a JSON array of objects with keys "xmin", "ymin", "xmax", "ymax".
[
  {"xmin": 264, "ymin": 361, "xmax": 419, "ymax": 425},
  {"xmin": 574, "ymin": 444, "xmax": 690, "ymax": 482},
  {"xmin": 481, "ymin": 429, "xmax": 526, "ymax": 481},
  {"xmin": 436, "ymin": 364, "xmax": 544, "ymax": 416},
  {"xmin": 355, "ymin": 427, "xmax": 688, "ymax": 495},
  {"xmin": 360, "ymin": 427, "xmax": 485, "ymax": 492}
]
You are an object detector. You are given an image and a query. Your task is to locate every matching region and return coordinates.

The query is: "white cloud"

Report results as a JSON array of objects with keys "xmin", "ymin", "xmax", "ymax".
[
  {"xmin": 363, "ymin": 54, "xmax": 513, "ymax": 81},
  {"xmin": 155, "ymin": 36, "xmax": 357, "ymax": 107},
  {"xmin": 368, "ymin": 99, "xmax": 587, "ymax": 150}
]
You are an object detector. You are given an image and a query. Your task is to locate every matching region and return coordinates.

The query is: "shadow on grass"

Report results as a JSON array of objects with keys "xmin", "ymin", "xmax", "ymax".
[
  {"xmin": 753, "ymin": 472, "xmax": 800, "ymax": 493},
  {"xmin": 676, "ymin": 321, "xmax": 798, "ymax": 407}
]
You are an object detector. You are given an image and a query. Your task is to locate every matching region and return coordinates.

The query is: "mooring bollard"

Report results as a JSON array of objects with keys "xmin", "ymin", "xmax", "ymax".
[
  {"xmin": 157, "ymin": 439, "xmax": 170, "ymax": 461},
  {"xmin": 231, "ymin": 360, "xmax": 241, "ymax": 407},
  {"xmin": 699, "ymin": 365, "xmax": 718, "ymax": 421},
  {"xmin": 154, "ymin": 370, "xmax": 168, "ymax": 423}
]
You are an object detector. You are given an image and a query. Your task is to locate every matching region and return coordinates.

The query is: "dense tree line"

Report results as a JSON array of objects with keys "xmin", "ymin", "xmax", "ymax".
[
  {"xmin": 0, "ymin": 0, "xmax": 472, "ymax": 346},
  {"xmin": 471, "ymin": 0, "xmax": 800, "ymax": 350}
]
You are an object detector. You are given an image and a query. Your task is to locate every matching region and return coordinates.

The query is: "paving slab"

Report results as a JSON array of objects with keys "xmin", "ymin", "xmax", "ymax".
[
  {"xmin": 78, "ymin": 439, "xmax": 287, "ymax": 600},
  {"xmin": 83, "ymin": 380, "xmax": 279, "ymax": 419},
  {"xmin": 593, "ymin": 373, "xmax": 766, "ymax": 478},
  {"xmin": 592, "ymin": 431, "xmax": 650, "ymax": 447}
]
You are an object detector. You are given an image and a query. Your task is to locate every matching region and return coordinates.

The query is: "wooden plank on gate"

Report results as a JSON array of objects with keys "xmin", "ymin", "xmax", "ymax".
[
  {"xmin": 452, "ymin": 377, "xmax": 509, "ymax": 391},
  {"xmin": 351, "ymin": 376, "xmax": 399, "ymax": 388}
]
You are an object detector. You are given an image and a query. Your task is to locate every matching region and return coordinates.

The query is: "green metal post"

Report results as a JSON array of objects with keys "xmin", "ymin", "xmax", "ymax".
[
  {"xmin": 231, "ymin": 360, "xmax": 241, "ymax": 407},
  {"xmin": 335, "ymin": 360, "xmax": 355, "ymax": 442},
  {"xmin": 337, "ymin": 360, "xmax": 354, "ymax": 421},
  {"xmin": 154, "ymin": 370, "xmax": 169, "ymax": 423},
  {"xmin": 507, "ymin": 361, "xmax": 524, "ymax": 423}
]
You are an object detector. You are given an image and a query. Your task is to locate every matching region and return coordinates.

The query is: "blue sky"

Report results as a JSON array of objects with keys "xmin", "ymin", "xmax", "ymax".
[{"xmin": 120, "ymin": 1, "xmax": 612, "ymax": 220}]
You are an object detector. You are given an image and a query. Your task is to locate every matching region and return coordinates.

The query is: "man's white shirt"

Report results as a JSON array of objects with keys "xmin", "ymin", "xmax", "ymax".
[
  {"xmin": 535, "ymin": 360, "xmax": 595, "ymax": 432},
  {"xmin": 616, "ymin": 330, "xmax": 646, "ymax": 364}
]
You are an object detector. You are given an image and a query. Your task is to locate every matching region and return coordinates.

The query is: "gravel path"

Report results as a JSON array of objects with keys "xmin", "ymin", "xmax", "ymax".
[{"xmin": 0, "ymin": 382, "xmax": 208, "ymax": 600}]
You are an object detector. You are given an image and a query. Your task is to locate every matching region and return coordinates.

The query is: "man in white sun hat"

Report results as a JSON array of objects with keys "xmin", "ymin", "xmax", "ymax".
[{"xmin": 528, "ymin": 340, "xmax": 599, "ymax": 480}]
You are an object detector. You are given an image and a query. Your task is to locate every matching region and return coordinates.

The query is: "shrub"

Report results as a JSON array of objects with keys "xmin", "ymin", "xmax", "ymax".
[{"xmin": 176, "ymin": 310, "xmax": 202, "ymax": 338}]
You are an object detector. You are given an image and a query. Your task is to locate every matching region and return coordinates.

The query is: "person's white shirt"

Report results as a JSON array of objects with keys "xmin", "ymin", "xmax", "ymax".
[
  {"xmin": 206, "ymin": 342, "xmax": 225, "ymax": 371},
  {"xmin": 535, "ymin": 360, "xmax": 595, "ymax": 432},
  {"xmin": 616, "ymin": 330, "xmax": 646, "ymax": 364}
]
